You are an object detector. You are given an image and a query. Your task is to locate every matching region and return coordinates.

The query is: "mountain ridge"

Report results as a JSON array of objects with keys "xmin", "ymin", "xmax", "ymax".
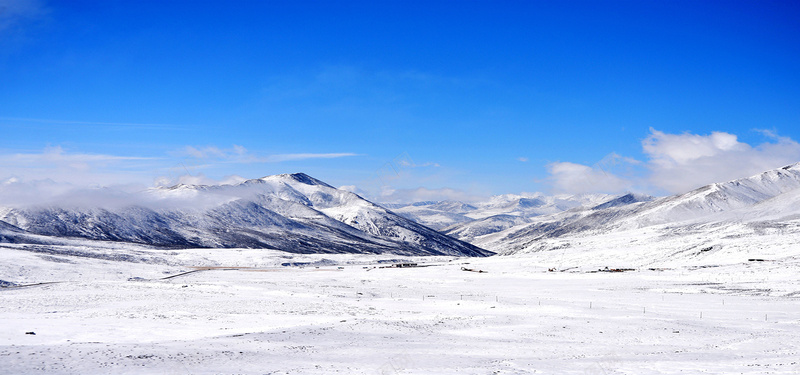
[
  {"xmin": 0, "ymin": 173, "xmax": 492, "ymax": 257},
  {"xmin": 474, "ymin": 162, "xmax": 800, "ymax": 255}
]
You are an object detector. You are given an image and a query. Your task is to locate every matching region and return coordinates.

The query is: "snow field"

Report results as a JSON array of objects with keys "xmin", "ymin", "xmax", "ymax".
[{"xmin": 2, "ymin": 250, "xmax": 799, "ymax": 374}]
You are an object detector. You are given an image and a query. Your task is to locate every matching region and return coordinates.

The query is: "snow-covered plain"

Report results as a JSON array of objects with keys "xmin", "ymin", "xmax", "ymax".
[{"xmin": 2, "ymin": 244, "xmax": 799, "ymax": 374}]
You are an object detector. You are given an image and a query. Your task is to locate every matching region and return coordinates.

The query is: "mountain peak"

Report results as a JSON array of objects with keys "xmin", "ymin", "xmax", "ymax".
[
  {"xmin": 257, "ymin": 173, "xmax": 335, "ymax": 189},
  {"xmin": 781, "ymin": 162, "xmax": 800, "ymax": 171},
  {"xmin": 287, "ymin": 173, "xmax": 333, "ymax": 187},
  {"xmin": 592, "ymin": 192, "xmax": 653, "ymax": 210}
]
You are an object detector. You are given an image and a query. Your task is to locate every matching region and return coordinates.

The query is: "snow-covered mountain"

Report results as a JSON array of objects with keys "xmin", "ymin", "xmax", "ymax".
[
  {"xmin": 5, "ymin": 162, "xmax": 799, "ymax": 263},
  {"xmin": 440, "ymin": 193, "xmax": 652, "ymax": 244},
  {"xmin": 385, "ymin": 193, "xmax": 614, "ymax": 231},
  {"xmin": 472, "ymin": 193, "xmax": 614, "ymax": 219},
  {"xmin": 0, "ymin": 173, "xmax": 492, "ymax": 257},
  {"xmin": 477, "ymin": 162, "xmax": 800, "ymax": 256},
  {"xmin": 381, "ymin": 201, "xmax": 477, "ymax": 230},
  {"xmin": 590, "ymin": 192, "xmax": 654, "ymax": 210},
  {"xmin": 442, "ymin": 214, "xmax": 532, "ymax": 243}
]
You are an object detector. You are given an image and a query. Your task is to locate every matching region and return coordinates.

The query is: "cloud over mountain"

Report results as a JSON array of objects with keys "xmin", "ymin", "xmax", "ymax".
[
  {"xmin": 546, "ymin": 129, "xmax": 800, "ymax": 195},
  {"xmin": 643, "ymin": 129, "xmax": 800, "ymax": 193}
]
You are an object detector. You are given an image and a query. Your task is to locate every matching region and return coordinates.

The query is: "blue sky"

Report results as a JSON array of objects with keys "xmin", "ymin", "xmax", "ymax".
[{"xmin": 1, "ymin": 0, "xmax": 800, "ymax": 202}]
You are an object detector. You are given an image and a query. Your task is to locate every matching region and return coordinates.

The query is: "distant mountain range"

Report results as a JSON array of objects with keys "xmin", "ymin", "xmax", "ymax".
[
  {"xmin": 479, "ymin": 162, "xmax": 800, "ymax": 253},
  {"xmin": 385, "ymin": 193, "xmax": 619, "ymax": 231},
  {"xmin": 396, "ymin": 162, "xmax": 799, "ymax": 265},
  {"xmin": 379, "ymin": 162, "xmax": 800, "ymax": 265},
  {"xmin": 0, "ymin": 173, "xmax": 492, "ymax": 257},
  {"xmin": 3, "ymin": 163, "xmax": 799, "ymax": 264},
  {"xmin": 383, "ymin": 191, "xmax": 649, "ymax": 242}
]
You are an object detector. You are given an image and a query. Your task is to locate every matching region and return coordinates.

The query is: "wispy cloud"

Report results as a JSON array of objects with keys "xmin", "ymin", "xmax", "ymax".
[
  {"xmin": 176, "ymin": 145, "xmax": 358, "ymax": 163},
  {"xmin": 0, "ymin": 0, "xmax": 46, "ymax": 33},
  {"xmin": 380, "ymin": 152, "xmax": 440, "ymax": 171},
  {"xmin": 0, "ymin": 145, "xmax": 360, "ymax": 206},
  {"xmin": 0, "ymin": 117, "xmax": 189, "ymax": 131},
  {"xmin": 0, "ymin": 146, "xmax": 160, "ymax": 189},
  {"xmin": 180, "ymin": 145, "xmax": 247, "ymax": 159},
  {"xmin": 5, "ymin": 146, "xmax": 153, "ymax": 164},
  {"xmin": 395, "ymin": 160, "xmax": 440, "ymax": 168},
  {"xmin": 263, "ymin": 153, "xmax": 358, "ymax": 162},
  {"xmin": 377, "ymin": 186, "xmax": 485, "ymax": 204},
  {"xmin": 151, "ymin": 145, "xmax": 360, "ymax": 187}
]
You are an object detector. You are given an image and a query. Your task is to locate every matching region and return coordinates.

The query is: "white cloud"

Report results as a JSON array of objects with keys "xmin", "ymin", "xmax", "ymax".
[
  {"xmin": 643, "ymin": 128, "xmax": 800, "ymax": 193},
  {"xmin": 347, "ymin": 152, "xmax": 472, "ymax": 203},
  {"xmin": 6, "ymin": 145, "xmax": 151, "ymax": 164},
  {"xmin": 643, "ymin": 129, "xmax": 747, "ymax": 166},
  {"xmin": 0, "ymin": 178, "xmax": 136, "ymax": 208},
  {"xmin": 0, "ymin": 146, "xmax": 158, "ymax": 187},
  {"xmin": 177, "ymin": 145, "xmax": 357, "ymax": 163},
  {"xmin": 0, "ymin": 145, "xmax": 357, "ymax": 193},
  {"xmin": 517, "ymin": 157, "xmax": 529, "ymax": 162},
  {"xmin": 154, "ymin": 146, "xmax": 359, "ymax": 187},
  {"xmin": 394, "ymin": 159, "xmax": 441, "ymax": 168},
  {"xmin": 377, "ymin": 186, "xmax": 485, "ymax": 204},
  {"xmin": 184, "ymin": 146, "xmax": 221, "ymax": 159},
  {"xmin": 0, "ymin": 174, "xmax": 244, "ymax": 210},
  {"xmin": 338, "ymin": 185, "xmax": 360, "ymax": 193},
  {"xmin": 544, "ymin": 129, "xmax": 800, "ymax": 196},
  {"xmin": 546, "ymin": 161, "xmax": 632, "ymax": 195},
  {"xmin": 178, "ymin": 145, "xmax": 247, "ymax": 159},
  {"xmin": 338, "ymin": 184, "xmax": 377, "ymax": 200}
]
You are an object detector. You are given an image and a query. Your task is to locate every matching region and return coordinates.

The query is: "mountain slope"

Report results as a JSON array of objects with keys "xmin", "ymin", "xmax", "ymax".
[
  {"xmin": 387, "ymin": 193, "xmax": 613, "ymax": 232},
  {"xmin": 441, "ymin": 192, "xmax": 644, "ymax": 244},
  {"xmin": 0, "ymin": 173, "xmax": 492, "ymax": 257},
  {"xmin": 482, "ymin": 162, "xmax": 800, "ymax": 255},
  {"xmin": 381, "ymin": 201, "xmax": 475, "ymax": 230},
  {"xmin": 591, "ymin": 193, "xmax": 654, "ymax": 210},
  {"xmin": 442, "ymin": 214, "xmax": 532, "ymax": 243}
]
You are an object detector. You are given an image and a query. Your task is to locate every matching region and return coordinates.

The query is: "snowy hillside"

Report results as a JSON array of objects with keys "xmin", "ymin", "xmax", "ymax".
[
  {"xmin": 386, "ymin": 193, "xmax": 614, "ymax": 231},
  {"xmin": 480, "ymin": 162, "xmax": 800, "ymax": 257},
  {"xmin": 381, "ymin": 201, "xmax": 476, "ymax": 230},
  {"xmin": 2, "ymin": 168, "xmax": 800, "ymax": 374},
  {"xmin": 0, "ymin": 173, "xmax": 491, "ymax": 257},
  {"xmin": 437, "ymin": 192, "xmax": 645, "ymax": 243},
  {"xmin": 472, "ymin": 192, "xmax": 613, "ymax": 219}
]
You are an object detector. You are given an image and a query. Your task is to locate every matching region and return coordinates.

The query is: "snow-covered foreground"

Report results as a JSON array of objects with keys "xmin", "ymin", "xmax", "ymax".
[{"xmin": 2, "ymin": 247, "xmax": 799, "ymax": 374}]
